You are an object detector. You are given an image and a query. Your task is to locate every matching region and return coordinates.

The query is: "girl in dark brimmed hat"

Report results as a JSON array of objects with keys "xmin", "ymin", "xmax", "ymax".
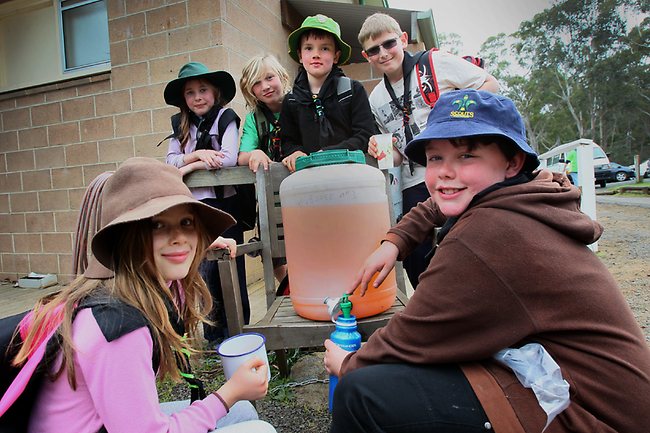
[
  {"xmin": 164, "ymin": 61, "xmax": 250, "ymax": 344},
  {"xmin": 5, "ymin": 158, "xmax": 276, "ymax": 433}
]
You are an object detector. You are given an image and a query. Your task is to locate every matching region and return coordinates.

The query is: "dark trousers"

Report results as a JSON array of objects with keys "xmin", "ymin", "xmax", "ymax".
[
  {"xmin": 330, "ymin": 364, "xmax": 493, "ymax": 433},
  {"xmin": 402, "ymin": 182, "xmax": 434, "ymax": 287},
  {"xmin": 200, "ymin": 196, "xmax": 249, "ymax": 343}
]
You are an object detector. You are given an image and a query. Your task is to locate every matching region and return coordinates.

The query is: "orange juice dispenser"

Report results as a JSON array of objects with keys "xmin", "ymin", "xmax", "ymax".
[{"xmin": 279, "ymin": 150, "xmax": 397, "ymax": 321}]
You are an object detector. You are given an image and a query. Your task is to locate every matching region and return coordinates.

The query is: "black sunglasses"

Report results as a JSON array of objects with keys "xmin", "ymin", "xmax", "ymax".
[{"xmin": 364, "ymin": 38, "xmax": 399, "ymax": 57}]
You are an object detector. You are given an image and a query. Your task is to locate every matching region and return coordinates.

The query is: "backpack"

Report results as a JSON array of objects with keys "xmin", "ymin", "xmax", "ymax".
[
  {"xmin": 413, "ymin": 49, "xmax": 485, "ymax": 108},
  {"xmin": 0, "ymin": 296, "xmax": 204, "ymax": 433},
  {"xmin": 158, "ymin": 108, "xmax": 258, "ymax": 231}
]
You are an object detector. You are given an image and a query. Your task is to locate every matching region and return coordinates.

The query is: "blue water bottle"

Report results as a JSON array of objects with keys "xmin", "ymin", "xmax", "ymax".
[{"xmin": 328, "ymin": 294, "xmax": 361, "ymax": 412}]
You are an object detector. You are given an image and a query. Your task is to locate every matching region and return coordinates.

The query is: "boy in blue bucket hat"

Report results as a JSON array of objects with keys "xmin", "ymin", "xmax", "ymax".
[
  {"xmin": 324, "ymin": 89, "xmax": 650, "ymax": 432},
  {"xmin": 279, "ymin": 14, "xmax": 377, "ymax": 172}
]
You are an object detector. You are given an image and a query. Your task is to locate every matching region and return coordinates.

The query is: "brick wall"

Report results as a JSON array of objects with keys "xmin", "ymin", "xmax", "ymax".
[{"xmin": 0, "ymin": 0, "xmax": 290, "ymax": 282}]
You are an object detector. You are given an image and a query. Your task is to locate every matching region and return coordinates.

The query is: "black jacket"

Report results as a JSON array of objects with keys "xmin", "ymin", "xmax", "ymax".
[{"xmin": 280, "ymin": 66, "xmax": 377, "ymax": 156}]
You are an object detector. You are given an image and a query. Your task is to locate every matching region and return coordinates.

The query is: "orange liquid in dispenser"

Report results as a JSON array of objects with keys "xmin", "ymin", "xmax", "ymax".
[{"xmin": 282, "ymin": 201, "xmax": 397, "ymax": 321}]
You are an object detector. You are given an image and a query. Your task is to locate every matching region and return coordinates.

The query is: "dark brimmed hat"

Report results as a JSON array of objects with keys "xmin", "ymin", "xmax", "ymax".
[
  {"xmin": 164, "ymin": 62, "xmax": 236, "ymax": 107},
  {"xmin": 84, "ymin": 157, "xmax": 235, "ymax": 277},
  {"xmin": 404, "ymin": 90, "xmax": 539, "ymax": 172},
  {"xmin": 288, "ymin": 14, "xmax": 351, "ymax": 65}
]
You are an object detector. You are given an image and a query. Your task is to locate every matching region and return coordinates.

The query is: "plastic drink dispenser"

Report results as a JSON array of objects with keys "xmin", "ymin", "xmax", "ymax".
[{"xmin": 280, "ymin": 150, "xmax": 397, "ymax": 321}]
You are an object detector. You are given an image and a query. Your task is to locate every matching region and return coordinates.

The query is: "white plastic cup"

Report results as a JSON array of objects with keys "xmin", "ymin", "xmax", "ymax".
[
  {"xmin": 373, "ymin": 133, "xmax": 394, "ymax": 169},
  {"xmin": 217, "ymin": 332, "xmax": 271, "ymax": 382}
]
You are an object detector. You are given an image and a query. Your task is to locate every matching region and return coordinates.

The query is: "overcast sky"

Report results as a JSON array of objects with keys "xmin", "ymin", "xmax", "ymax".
[{"xmin": 390, "ymin": 0, "xmax": 555, "ymax": 55}]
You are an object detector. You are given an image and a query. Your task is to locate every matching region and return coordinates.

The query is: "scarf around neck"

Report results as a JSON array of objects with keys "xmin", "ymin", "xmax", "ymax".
[{"xmin": 190, "ymin": 104, "xmax": 221, "ymax": 151}]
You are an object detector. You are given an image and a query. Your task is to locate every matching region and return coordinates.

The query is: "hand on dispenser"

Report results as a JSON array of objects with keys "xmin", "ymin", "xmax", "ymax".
[
  {"xmin": 348, "ymin": 241, "xmax": 399, "ymax": 296},
  {"xmin": 282, "ymin": 150, "xmax": 307, "ymax": 172}
]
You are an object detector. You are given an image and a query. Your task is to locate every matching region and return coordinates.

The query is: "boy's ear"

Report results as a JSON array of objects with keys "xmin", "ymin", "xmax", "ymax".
[
  {"xmin": 399, "ymin": 31, "xmax": 408, "ymax": 48},
  {"xmin": 362, "ymin": 49, "xmax": 370, "ymax": 62},
  {"xmin": 333, "ymin": 49, "xmax": 341, "ymax": 65},
  {"xmin": 505, "ymin": 152, "xmax": 526, "ymax": 178}
]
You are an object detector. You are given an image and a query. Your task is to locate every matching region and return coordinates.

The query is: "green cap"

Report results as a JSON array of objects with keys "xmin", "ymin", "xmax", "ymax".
[
  {"xmin": 287, "ymin": 14, "xmax": 352, "ymax": 65},
  {"xmin": 295, "ymin": 149, "xmax": 365, "ymax": 171},
  {"xmin": 339, "ymin": 294, "xmax": 353, "ymax": 319},
  {"xmin": 164, "ymin": 62, "xmax": 236, "ymax": 108}
]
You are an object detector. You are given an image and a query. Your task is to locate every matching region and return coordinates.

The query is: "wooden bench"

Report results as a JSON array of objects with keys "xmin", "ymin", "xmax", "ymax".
[
  {"xmin": 618, "ymin": 186, "xmax": 650, "ymax": 195},
  {"xmin": 184, "ymin": 163, "xmax": 409, "ymax": 374}
]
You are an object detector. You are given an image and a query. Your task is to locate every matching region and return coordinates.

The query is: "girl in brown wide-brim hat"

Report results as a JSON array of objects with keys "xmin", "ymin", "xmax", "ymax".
[{"xmin": 8, "ymin": 157, "xmax": 276, "ymax": 433}]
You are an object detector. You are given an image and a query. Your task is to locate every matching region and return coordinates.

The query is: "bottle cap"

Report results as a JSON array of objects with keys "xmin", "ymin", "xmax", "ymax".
[
  {"xmin": 295, "ymin": 149, "xmax": 365, "ymax": 171},
  {"xmin": 339, "ymin": 294, "xmax": 353, "ymax": 319}
]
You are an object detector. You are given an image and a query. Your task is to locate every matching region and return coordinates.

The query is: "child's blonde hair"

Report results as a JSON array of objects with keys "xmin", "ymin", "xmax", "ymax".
[
  {"xmin": 240, "ymin": 54, "xmax": 291, "ymax": 110},
  {"xmin": 358, "ymin": 13, "xmax": 403, "ymax": 46}
]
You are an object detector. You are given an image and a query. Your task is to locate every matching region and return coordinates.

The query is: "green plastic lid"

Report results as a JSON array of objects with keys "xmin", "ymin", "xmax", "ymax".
[
  {"xmin": 339, "ymin": 294, "xmax": 353, "ymax": 318},
  {"xmin": 295, "ymin": 149, "xmax": 365, "ymax": 171}
]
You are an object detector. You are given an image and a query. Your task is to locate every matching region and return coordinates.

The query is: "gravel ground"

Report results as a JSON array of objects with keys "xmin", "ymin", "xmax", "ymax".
[{"xmin": 167, "ymin": 199, "xmax": 649, "ymax": 433}]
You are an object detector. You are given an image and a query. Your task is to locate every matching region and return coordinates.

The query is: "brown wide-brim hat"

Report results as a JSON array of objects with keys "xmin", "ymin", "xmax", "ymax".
[
  {"xmin": 164, "ymin": 61, "xmax": 236, "ymax": 107},
  {"xmin": 85, "ymin": 157, "xmax": 235, "ymax": 276}
]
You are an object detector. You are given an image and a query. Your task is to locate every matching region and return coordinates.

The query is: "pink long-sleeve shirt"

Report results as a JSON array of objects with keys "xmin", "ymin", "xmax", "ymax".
[
  {"xmin": 166, "ymin": 109, "xmax": 239, "ymax": 201},
  {"xmin": 29, "ymin": 309, "xmax": 227, "ymax": 433}
]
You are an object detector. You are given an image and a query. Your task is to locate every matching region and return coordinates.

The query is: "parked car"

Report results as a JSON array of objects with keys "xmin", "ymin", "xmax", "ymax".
[{"xmin": 594, "ymin": 163, "xmax": 636, "ymax": 184}]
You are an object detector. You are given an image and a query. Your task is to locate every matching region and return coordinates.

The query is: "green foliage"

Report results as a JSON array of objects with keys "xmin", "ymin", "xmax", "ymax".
[{"xmin": 479, "ymin": 0, "xmax": 649, "ymax": 164}]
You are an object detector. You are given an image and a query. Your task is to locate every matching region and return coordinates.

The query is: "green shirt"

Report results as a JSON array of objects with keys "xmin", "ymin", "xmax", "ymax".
[{"xmin": 239, "ymin": 111, "xmax": 280, "ymax": 154}]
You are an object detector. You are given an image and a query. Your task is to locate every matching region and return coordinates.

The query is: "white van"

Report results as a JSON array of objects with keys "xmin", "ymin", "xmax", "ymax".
[{"xmin": 543, "ymin": 143, "xmax": 609, "ymax": 173}]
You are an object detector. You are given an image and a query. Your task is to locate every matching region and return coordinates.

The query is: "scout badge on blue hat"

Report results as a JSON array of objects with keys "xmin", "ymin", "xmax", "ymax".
[
  {"xmin": 164, "ymin": 62, "xmax": 236, "ymax": 108},
  {"xmin": 287, "ymin": 14, "xmax": 352, "ymax": 65},
  {"xmin": 404, "ymin": 90, "xmax": 539, "ymax": 172}
]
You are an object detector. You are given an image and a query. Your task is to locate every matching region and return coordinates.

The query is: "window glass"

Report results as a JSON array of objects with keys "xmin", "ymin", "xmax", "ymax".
[{"xmin": 61, "ymin": 0, "xmax": 110, "ymax": 70}]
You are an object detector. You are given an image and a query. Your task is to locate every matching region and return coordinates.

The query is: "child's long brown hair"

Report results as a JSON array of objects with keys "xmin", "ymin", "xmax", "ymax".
[{"xmin": 13, "ymin": 209, "xmax": 213, "ymax": 388}]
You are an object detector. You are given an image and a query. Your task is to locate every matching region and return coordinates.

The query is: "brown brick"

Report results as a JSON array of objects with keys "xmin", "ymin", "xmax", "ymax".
[
  {"xmin": 52, "ymin": 166, "xmax": 84, "ymax": 189},
  {"xmin": 4, "ymin": 253, "xmax": 30, "ymax": 274},
  {"xmin": 110, "ymin": 13, "xmax": 146, "ymax": 42},
  {"xmin": 3, "ymin": 108, "xmax": 30, "ymax": 130},
  {"xmin": 152, "ymin": 107, "xmax": 176, "ymax": 132},
  {"xmin": 62, "ymin": 96, "xmax": 95, "ymax": 121},
  {"xmin": 80, "ymin": 117, "xmax": 114, "ymax": 141},
  {"xmin": 13, "ymin": 233, "xmax": 41, "ymax": 253},
  {"xmin": 191, "ymin": 47, "xmax": 228, "ymax": 72},
  {"xmin": 43, "ymin": 233, "xmax": 73, "ymax": 253},
  {"xmin": 18, "ymin": 127, "xmax": 48, "ymax": 150},
  {"xmin": 135, "ymin": 135, "xmax": 167, "ymax": 158},
  {"xmin": 168, "ymin": 24, "xmax": 211, "ymax": 55},
  {"xmin": 0, "ymin": 173, "xmax": 22, "ymax": 193},
  {"xmin": 96, "ymin": 90, "xmax": 131, "ymax": 116},
  {"xmin": 111, "ymin": 62, "xmax": 149, "ymax": 90},
  {"xmin": 58, "ymin": 254, "xmax": 74, "ymax": 280},
  {"xmin": 22, "ymin": 169, "xmax": 52, "ymax": 192},
  {"xmin": 29, "ymin": 254, "xmax": 59, "ymax": 274},
  {"xmin": 188, "ymin": 0, "xmax": 222, "ymax": 24},
  {"xmin": 132, "ymin": 83, "xmax": 166, "ymax": 112},
  {"xmin": 46, "ymin": 87, "xmax": 78, "ymax": 103},
  {"xmin": 0, "ymin": 154, "xmax": 5, "ymax": 174},
  {"xmin": 55, "ymin": 209, "xmax": 81, "ymax": 233},
  {"xmin": 16, "ymin": 93, "xmax": 45, "ymax": 108},
  {"xmin": 126, "ymin": 0, "xmax": 165, "ymax": 15},
  {"xmin": 148, "ymin": 57, "xmax": 187, "ymax": 92},
  {"xmin": 0, "ymin": 194, "xmax": 9, "ymax": 212},
  {"xmin": 31, "ymin": 102, "xmax": 62, "ymax": 126},
  {"xmin": 35, "ymin": 146, "xmax": 66, "ymax": 169},
  {"xmin": 0, "ymin": 98, "xmax": 16, "ymax": 111},
  {"xmin": 129, "ymin": 33, "xmax": 168, "ymax": 63},
  {"xmin": 147, "ymin": 3, "xmax": 187, "ymax": 33},
  {"xmin": 82, "ymin": 163, "xmax": 118, "ymax": 187},
  {"xmin": 98, "ymin": 137, "xmax": 135, "ymax": 162},
  {"xmin": 25, "ymin": 212, "xmax": 55, "ymax": 232},
  {"xmin": 342, "ymin": 62, "xmax": 373, "ymax": 81},
  {"xmin": 0, "ymin": 213, "xmax": 26, "ymax": 233},
  {"xmin": 78, "ymin": 78, "xmax": 112, "ymax": 96},
  {"xmin": 110, "ymin": 41, "xmax": 129, "ymax": 66},
  {"xmin": 10, "ymin": 192, "xmax": 38, "ymax": 212},
  {"xmin": 48, "ymin": 122, "xmax": 80, "ymax": 145},
  {"xmin": 0, "ymin": 234, "xmax": 12, "ymax": 252},
  {"xmin": 39, "ymin": 189, "xmax": 70, "ymax": 211},
  {"xmin": 107, "ymin": 0, "xmax": 126, "ymax": 19},
  {"xmin": 0, "ymin": 131, "xmax": 19, "ymax": 152},
  {"xmin": 65, "ymin": 142, "xmax": 99, "ymax": 166},
  {"xmin": 6, "ymin": 150, "xmax": 35, "ymax": 171},
  {"xmin": 115, "ymin": 111, "xmax": 152, "ymax": 137}
]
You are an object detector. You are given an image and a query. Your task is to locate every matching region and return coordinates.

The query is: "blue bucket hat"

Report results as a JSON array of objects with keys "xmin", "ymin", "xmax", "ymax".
[{"xmin": 404, "ymin": 90, "xmax": 539, "ymax": 172}]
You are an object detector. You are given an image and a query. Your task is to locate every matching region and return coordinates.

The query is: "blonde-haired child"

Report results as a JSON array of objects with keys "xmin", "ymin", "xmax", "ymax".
[{"xmin": 238, "ymin": 54, "xmax": 291, "ymax": 173}]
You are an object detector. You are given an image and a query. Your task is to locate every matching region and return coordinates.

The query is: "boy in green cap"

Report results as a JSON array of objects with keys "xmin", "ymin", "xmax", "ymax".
[{"xmin": 280, "ymin": 14, "xmax": 377, "ymax": 172}]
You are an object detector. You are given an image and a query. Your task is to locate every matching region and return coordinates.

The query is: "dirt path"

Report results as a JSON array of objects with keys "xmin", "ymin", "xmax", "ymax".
[{"xmin": 596, "ymin": 202, "xmax": 650, "ymax": 340}]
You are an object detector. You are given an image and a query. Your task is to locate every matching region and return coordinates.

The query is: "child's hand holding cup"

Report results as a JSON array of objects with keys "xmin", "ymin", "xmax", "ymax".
[
  {"xmin": 217, "ymin": 333, "xmax": 272, "ymax": 385},
  {"xmin": 372, "ymin": 133, "xmax": 394, "ymax": 169}
]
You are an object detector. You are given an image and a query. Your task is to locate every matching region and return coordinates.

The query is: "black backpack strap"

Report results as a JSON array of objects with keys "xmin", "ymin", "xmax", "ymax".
[
  {"xmin": 156, "ymin": 113, "xmax": 182, "ymax": 147},
  {"xmin": 336, "ymin": 76, "xmax": 352, "ymax": 104},
  {"xmin": 216, "ymin": 108, "xmax": 240, "ymax": 147}
]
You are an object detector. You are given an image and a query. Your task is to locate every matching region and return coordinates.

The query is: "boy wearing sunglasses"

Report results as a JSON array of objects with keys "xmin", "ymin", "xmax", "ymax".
[{"xmin": 358, "ymin": 13, "xmax": 499, "ymax": 287}]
